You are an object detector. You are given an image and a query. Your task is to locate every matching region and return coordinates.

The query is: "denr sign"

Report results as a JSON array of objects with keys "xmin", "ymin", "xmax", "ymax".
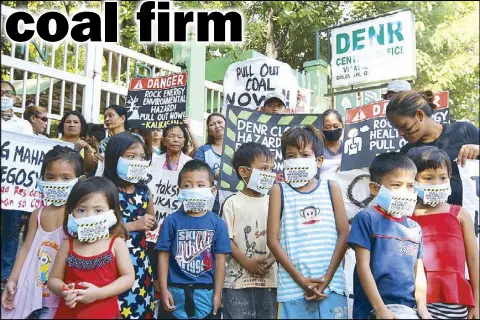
[{"xmin": 330, "ymin": 9, "xmax": 416, "ymax": 89}]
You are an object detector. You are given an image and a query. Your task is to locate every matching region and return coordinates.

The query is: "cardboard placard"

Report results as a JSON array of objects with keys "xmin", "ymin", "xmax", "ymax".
[
  {"xmin": 223, "ymin": 57, "xmax": 298, "ymax": 112},
  {"xmin": 459, "ymin": 160, "xmax": 479, "ymax": 243},
  {"xmin": 341, "ymin": 91, "xmax": 450, "ymax": 171},
  {"xmin": 126, "ymin": 72, "xmax": 188, "ymax": 130},
  {"xmin": 146, "ymin": 165, "xmax": 181, "ymax": 243},
  {"xmin": 218, "ymin": 105, "xmax": 323, "ymax": 193},
  {"xmin": 1, "ymin": 131, "xmax": 74, "ymax": 212}
]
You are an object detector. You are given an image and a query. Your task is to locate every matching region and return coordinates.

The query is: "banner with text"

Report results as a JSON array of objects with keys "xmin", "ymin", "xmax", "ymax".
[
  {"xmin": 219, "ymin": 105, "xmax": 323, "ymax": 193},
  {"xmin": 126, "ymin": 72, "xmax": 187, "ymax": 130},
  {"xmin": 340, "ymin": 91, "xmax": 450, "ymax": 171},
  {"xmin": 459, "ymin": 160, "xmax": 479, "ymax": 244},
  {"xmin": 223, "ymin": 57, "xmax": 298, "ymax": 112},
  {"xmin": 1, "ymin": 131, "xmax": 74, "ymax": 212},
  {"xmin": 146, "ymin": 163, "xmax": 181, "ymax": 243},
  {"xmin": 330, "ymin": 9, "xmax": 416, "ymax": 89}
]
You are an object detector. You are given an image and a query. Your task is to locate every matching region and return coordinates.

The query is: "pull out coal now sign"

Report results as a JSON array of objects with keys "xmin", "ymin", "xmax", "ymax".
[
  {"xmin": 341, "ymin": 91, "xmax": 449, "ymax": 171},
  {"xmin": 126, "ymin": 73, "xmax": 188, "ymax": 130}
]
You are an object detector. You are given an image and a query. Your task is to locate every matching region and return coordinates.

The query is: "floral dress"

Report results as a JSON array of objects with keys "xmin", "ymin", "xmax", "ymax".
[{"xmin": 117, "ymin": 184, "xmax": 154, "ymax": 319}]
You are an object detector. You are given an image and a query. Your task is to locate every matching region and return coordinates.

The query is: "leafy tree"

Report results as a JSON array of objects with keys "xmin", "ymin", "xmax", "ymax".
[
  {"xmin": 1, "ymin": 1, "xmax": 478, "ymax": 124},
  {"xmin": 349, "ymin": 1, "xmax": 479, "ymax": 124}
]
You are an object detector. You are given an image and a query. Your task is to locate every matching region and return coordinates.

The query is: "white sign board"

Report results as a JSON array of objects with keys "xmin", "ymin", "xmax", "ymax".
[
  {"xmin": 459, "ymin": 160, "xmax": 479, "ymax": 246},
  {"xmin": 322, "ymin": 168, "xmax": 374, "ymax": 221},
  {"xmin": 223, "ymin": 57, "xmax": 298, "ymax": 111},
  {"xmin": 330, "ymin": 10, "xmax": 416, "ymax": 89},
  {"xmin": 146, "ymin": 165, "xmax": 181, "ymax": 243},
  {"xmin": 1, "ymin": 131, "xmax": 74, "ymax": 212}
]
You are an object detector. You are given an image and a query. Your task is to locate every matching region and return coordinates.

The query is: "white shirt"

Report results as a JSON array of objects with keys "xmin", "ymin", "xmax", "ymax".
[{"xmin": 1, "ymin": 114, "xmax": 34, "ymax": 135}]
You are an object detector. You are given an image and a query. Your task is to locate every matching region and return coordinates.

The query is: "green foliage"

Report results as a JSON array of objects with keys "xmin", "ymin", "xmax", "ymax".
[
  {"xmin": 2, "ymin": 1, "xmax": 478, "ymax": 124},
  {"xmin": 349, "ymin": 1, "xmax": 479, "ymax": 124}
]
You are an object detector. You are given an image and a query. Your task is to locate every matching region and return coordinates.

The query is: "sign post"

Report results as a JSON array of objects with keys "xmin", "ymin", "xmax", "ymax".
[{"xmin": 330, "ymin": 9, "xmax": 416, "ymax": 90}]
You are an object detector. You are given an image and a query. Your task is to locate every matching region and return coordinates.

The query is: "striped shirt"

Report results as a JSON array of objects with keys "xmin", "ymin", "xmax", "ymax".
[
  {"xmin": 277, "ymin": 179, "xmax": 346, "ymax": 302},
  {"xmin": 427, "ymin": 303, "xmax": 468, "ymax": 319}
]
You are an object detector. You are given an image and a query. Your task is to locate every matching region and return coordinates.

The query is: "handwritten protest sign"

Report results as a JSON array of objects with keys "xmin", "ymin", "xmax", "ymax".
[
  {"xmin": 218, "ymin": 105, "xmax": 322, "ymax": 194},
  {"xmin": 341, "ymin": 91, "xmax": 450, "ymax": 171},
  {"xmin": 223, "ymin": 57, "xmax": 298, "ymax": 112},
  {"xmin": 459, "ymin": 160, "xmax": 479, "ymax": 243},
  {"xmin": 322, "ymin": 168, "xmax": 374, "ymax": 221},
  {"xmin": 1, "ymin": 131, "xmax": 74, "ymax": 212},
  {"xmin": 126, "ymin": 72, "xmax": 187, "ymax": 130},
  {"xmin": 146, "ymin": 163, "xmax": 181, "ymax": 243}
]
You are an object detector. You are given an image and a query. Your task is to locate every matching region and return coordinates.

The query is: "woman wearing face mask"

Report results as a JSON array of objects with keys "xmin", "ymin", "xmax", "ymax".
[
  {"xmin": 1, "ymin": 146, "xmax": 84, "ymax": 319},
  {"xmin": 386, "ymin": 91, "xmax": 480, "ymax": 206},
  {"xmin": 321, "ymin": 109, "xmax": 344, "ymax": 175},
  {"xmin": 103, "ymin": 131, "xmax": 156, "ymax": 319}
]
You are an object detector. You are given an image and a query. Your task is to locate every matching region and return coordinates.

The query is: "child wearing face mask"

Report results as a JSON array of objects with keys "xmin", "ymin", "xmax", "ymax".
[
  {"xmin": 155, "ymin": 159, "xmax": 231, "ymax": 319},
  {"xmin": 1, "ymin": 146, "xmax": 84, "ymax": 319},
  {"xmin": 267, "ymin": 125, "xmax": 350, "ymax": 319},
  {"xmin": 103, "ymin": 131, "xmax": 156, "ymax": 319},
  {"xmin": 47, "ymin": 177, "xmax": 134, "ymax": 319},
  {"xmin": 407, "ymin": 146, "xmax": 479, "ymax": 319},
  {"xmin": 348, "ymin": 152, "xmax": 431, "ymax": 319},
  {"xmin": 221, "ymin": 142, "xmax": 278, "ymax": 319}
]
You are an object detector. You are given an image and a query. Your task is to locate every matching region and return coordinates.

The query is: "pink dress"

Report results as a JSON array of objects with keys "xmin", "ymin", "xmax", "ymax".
[{"xmin": 1, "ymin": 207, "xmax": 66, "ymax": 319}]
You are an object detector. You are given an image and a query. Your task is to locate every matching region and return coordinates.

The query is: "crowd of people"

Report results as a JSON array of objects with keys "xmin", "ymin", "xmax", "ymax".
[{"xmin": 0, "ymin": 79, "xmax": 479, "ymax": 319}]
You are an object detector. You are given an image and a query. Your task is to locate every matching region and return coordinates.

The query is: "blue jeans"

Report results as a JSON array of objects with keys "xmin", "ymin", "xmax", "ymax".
[
  {"xmin": 1, "ymin": 210, "xmax": 26, "ymax": 280},
  {"xmin": 278, "ymin": 293, "xmax": 348, "ymax": 319}
]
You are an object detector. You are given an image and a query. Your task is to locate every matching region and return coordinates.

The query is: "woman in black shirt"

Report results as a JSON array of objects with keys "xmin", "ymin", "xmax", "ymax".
[{"xmin": 386, "ymin": 91, "xmax": 479, "ymax": 205}]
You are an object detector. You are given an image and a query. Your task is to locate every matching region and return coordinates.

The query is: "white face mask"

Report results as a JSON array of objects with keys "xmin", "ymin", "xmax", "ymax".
[
  {"xmin": 178, "ymin": 188, "xmax": 215, "ymax": 212},
  {"xmin": 375, "ymin": 185, "xmax": 418, "ymax": 218},
  {"xmin": 67, "ymin": 210, "xmax": 117, "ymax": 242},
  {"xmin": 283, "ymin": 157, "xmax": 318, "ymax": 188},
  {"xmin": 415, "ymin": 182, "xmax": 451, "ymax": 207},
  {"xmin": 242, "ymin": 167, "xmax": 276, "ymax": 195},
  {"xmin": 117, "ymin": 157, "xmax": 150, "ymax": 183},
  {"xmin": 1, "ymin": 96, "xmax": 14, "ymax": 111},
  {"xmin": 37, "ymin": 178, "xmax": 79, "ymax": 206}
]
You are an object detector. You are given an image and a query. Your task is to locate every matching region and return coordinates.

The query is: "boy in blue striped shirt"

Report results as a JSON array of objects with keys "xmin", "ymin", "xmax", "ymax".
[{"xmin": 267, "ymin": 125, "xmax": 350, "ymax": 319}]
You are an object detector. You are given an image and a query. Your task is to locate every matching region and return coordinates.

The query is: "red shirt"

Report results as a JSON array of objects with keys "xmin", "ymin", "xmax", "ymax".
[{"xmin": 411, "ymin": 205, "xmax": 475, "ymax": 307}]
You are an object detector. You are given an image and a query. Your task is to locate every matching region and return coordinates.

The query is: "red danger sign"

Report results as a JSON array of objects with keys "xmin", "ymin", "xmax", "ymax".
[
  {"xmin": 129, "ymin": 72, "xmax": 187, "ymax": 90},
  {"xmin": 346, "ymin": 91, "xmax": 449, "ymax": 124}
]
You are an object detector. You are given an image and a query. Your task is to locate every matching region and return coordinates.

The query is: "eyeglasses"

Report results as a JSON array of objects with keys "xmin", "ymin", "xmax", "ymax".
[
  {"xmin": 39, "ymin": 116, "xmax": 48, "ymax": 122},
  {"xmin": 1, "ymin": 90, "xmax": 16, "ymax": 97}
]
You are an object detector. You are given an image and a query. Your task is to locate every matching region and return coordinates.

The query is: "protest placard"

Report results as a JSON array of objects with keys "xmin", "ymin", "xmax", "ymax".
[
  {"xmin": 459, "ymin": 159, "xmax": 479, "ymax": 243},
  {"xmin": 218, "ymin": 105, "xmax": 323, "ymax": 194},
  {"xmin": 146, "ymin": 162, "xmax": 181, "ymax": 243},
  {"xmin": 1, "ymin": 131, "xmax": 74, "ymax": 212},
  {"xmin": 223, "ymin": 57, "xmax": 298, "ymax": 112},
  {"xmin": 126, "ymin": 72, "xmax": 187, "ymax": 130},
  {"xmin": 340, "ymin": 91, "xmax": 450, "ymax": 171},
  {"xmin": 322, "ymin": 168, "xmax": 374, "ymax": 221}
]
